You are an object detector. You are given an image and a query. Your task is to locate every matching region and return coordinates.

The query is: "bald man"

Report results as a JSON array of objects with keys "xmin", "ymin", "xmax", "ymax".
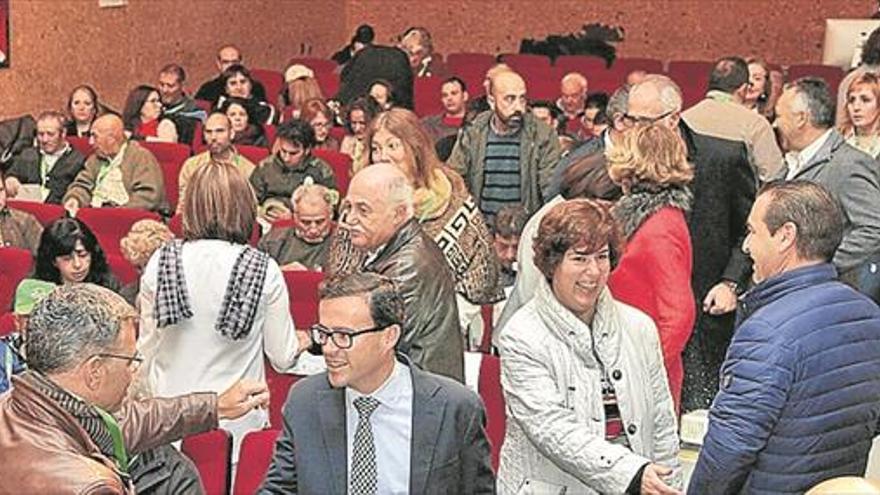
[
  {"xmin": 176, "ymin": 112, "xmax": 256, "ymax": 213},
  {"xmin": 325, "ymin": 163, "xmax": 464, "ymax": 382},
  {"xmin": 63, "ymin": 114, "xmax": 167, "ymax": 214},
  {"xmin": 449, "ymin": 70, "xmax": 561, "ymax": 220}
]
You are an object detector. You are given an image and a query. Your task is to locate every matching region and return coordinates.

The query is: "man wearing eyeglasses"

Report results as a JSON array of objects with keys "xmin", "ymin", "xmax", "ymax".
[
  {"xmin": 261, "ymin": 272, "xmax": 495, "ymax": 494},
  {"xmin": 0, "ymin": 283, "xmax": 268, "ymax": 494}
]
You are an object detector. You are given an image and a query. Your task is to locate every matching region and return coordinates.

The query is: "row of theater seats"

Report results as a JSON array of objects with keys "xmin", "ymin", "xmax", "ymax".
[
  {"xmin": 250, "ymin": 55, "xmax": 844, "ymax": 116},
  {"xmin": 62, "ymin": 136, "xmax": 353, "ymax": 213}
]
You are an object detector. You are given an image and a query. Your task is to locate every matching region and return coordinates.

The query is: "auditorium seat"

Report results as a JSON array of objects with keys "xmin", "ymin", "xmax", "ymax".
[
  {"xmin": 612, "ymin": 57, "xmax": 664, "ymax": 80},
  {"xmin": 284, "ymin": 57, "xmax": 337, "ymax": 74},
  {"xmin": 264, "ymin": 124, "xmax": 277, "ymax": 148},
  {"xmin": 446, "ymin": 52, "xmax": 496, "ymax": 79},
  {"xmin": 181, "ymin": 429, "xmax": 232, "ymax": 495},
  {"xmin": 282, "ymin": 270, "xmax": 323, "ymax": 328},
  {"xmin": 7, "ymin": 200, "xmax": 65, "ymax": 227},
  {"xmin": 66, "ymin": 136, "xmax": 93, "ymax": 157},
  {"xmin": 0, "ymin": 312, "xmax": 15, "ymax": 337},
  {"xmin": 0, "ymin": 248, "xmax": 33, "ymax": 312},
  {"xmin": 787, "ymin": 64, "xmax": 844, "ymax": 94},
  {"xmin": 479, "ymin": 305, "xmax": 495, "ymax": 354},
  {"xmin": 526, "ymin": 68, "xmax": 564, "ymax": 101},
  {"xmin": 478, "ymin": 353, "xmax": 505, "ymax": 472},
  {"xmin": 414, "ymin": 76, "xmax": 445, "ymax": 117},
  {"xmin": 313, "ymin": 148, "xmax": 352, "ymax": 196},
  {"xmin": 76, "ymin": 208, "xmax": 162, "ymax": 259},
  {"xmin": 168, "ymin": 213, "xmax": 260, "ymax": 247},
  {"xmin": 500, "ymin": 53, "xmax": 552, "ymax": 74},
  {"xmin": 328, "ymin": 126, "xmax": 346, "ymax": 144},
  {"xmin": 237, "ymin": 144, "xmax": 271, "ymax": 165},
  {"xmin": 106, "ymin": 253, "xmax": 139, "ymax": 286},
  {"xmin": 554, "ymin": 55, "xmax": 610, "ymax": 76},
  {"xmin": 190, "ymin": 119, "xmax": 206, "ymax": 154},
  {"xmin": 265, "ymin": 363, "xmax": 304, "ymax": 429},
  {"xmin": 233, "ymin": 429, "xmax": 281, "ymax": 495},
  {"xmin": 251, "ymin": 68, "xmax": 285, "ymax": 104},
  {"xmin": 667, "ymin": 60, "xmax": 713, "ymax": 109},
  {"xmin": 140, "ymin": 141, "xmax": 190, "ymax": 213},
  {"xmin": 315, "ymin": 70, "xmax": 340, "ymax": 99}
]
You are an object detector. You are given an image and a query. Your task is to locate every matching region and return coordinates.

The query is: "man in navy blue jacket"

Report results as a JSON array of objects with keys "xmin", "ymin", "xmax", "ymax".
[{"xmin": 689, "ymin": 180, "xmax": 880, "ymax": 494}]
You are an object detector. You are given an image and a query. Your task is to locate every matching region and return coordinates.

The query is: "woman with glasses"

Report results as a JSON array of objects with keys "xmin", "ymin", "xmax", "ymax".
[
  {"xmin": 498, "ymin": 199, "xmax": 681, "ymax": 494},
  {"xmin": 121, "ymin": 85, "xmax": 179, "ymax": 142},
  {"xmin": 301, "ymin": 98, "xmax": 340, "ymax": 152},
  {"xmin": 135, "ymin": 161, "xmax": 310, "ymax": 462}
]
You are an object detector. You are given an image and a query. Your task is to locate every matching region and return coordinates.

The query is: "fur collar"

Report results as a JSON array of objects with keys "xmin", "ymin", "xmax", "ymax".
[{"xmin": 613, "ymin": 186, "xmax": 692, "ymax": 239}]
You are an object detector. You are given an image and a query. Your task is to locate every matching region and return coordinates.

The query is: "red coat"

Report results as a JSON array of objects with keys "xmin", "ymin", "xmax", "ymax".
[{"xmin": 608, "ymin": 206, "xmax": 695, "ymax": 411}]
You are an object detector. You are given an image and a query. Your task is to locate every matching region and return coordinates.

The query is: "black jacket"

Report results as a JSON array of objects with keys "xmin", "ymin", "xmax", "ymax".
[
  {"xmin": 336, "ymin": 45, "xmax": 414, "ymax": 109},
  {"xmin": 6, "ymin": 146, "xmax": 86, "ymax": 204},
  {"xmin": 194, "ymin": 75, "xmax": 267, "ymax": 106}
]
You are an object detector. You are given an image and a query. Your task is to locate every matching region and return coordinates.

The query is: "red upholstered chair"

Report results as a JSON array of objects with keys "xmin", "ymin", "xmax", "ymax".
[
  {"xmin": 328, "ymin": 126, "xmax": 346, "ymax": 144},
  {"xmin": 554, "ymin": 55, "xmax": 609, "ymax": 76},
  {"xmin": 233, "ymin": 429, "xmax": 281, "ymax": 495},
  {"xmin": 446, "ymin": 52, "xmax": 497, "ymax": 77},
  {"xmin": 167, "ymin": 213, "xmax": 260, "ymax": 247},
  {"xmin": 76, "ymin": 208, "xmax": 162, "ymax": 259},
  {"xmin": 478, "ymin": 354, "xmax": 505, "ymax": 472},
  {"xmin": 191, "ymin": 119, "xmax": 206, "ymax": 154},
  {"xmin": 7, "ymin": 200, "xmax": 65, "ymax": 227},
  {"xmin": 478, "ymin": 305, "xmax": 495, "ymax": 354},
  {"xmin": 414, "ymin": 76, "xmax": 445, "ymax": 117},
  {"xmin": 265, "ymin": 363, "xmax": 304, "ymax": 429},
  {"xmin": 526, "ymin": 68, "xmax": 564, "ymax": 101},
  {"xmin": 0, "ymin": 312, "xmax": 15, "ymax": 337},
  {"xmin": 106, "ymin": 254, "xmax": 139, "ymax": 286},
  {"xmin": 66, "ymin": 136, "xmax": 93, "ymax": 157},
  {"xmin": 237, "ymin": 144, "xmax": 271, "ymax": 165},
  {"xmin": 786, "ymin": 64, "xmax": 844, "ymax": 93},
  {"xmin": 315, "ymin": 70, "xmax": 340, "ymax": 99},
  {"xmin": 500, "ymin": 53, "xmax": 552, "ymax": 74},
  {"xmin": 181, "ymin": 429, "xmax": 232, "ymax": 495},
  {"xmin": 284, "ymin": 57, "xmax": 337, "ymax": 74},
  {"xmin": 0, "ymin": 248, "xmax": 33, "ymax": 314},
  {"xmin": 251, "ymin": 68, "xmax": 285, "ymax": 104},
  {"xmin": 312, "ymin": 148, "xmax": 352, "ymax": 196},
  {"xmin": 282, "ymin": 270, "xmax": 324, "ymax": 329},
  {"xmin": 194, "ymin": 99, "xmax": 212, "ymax": 114},
  {"xmin": 611, "ymin": 57, "xmax": 664, "ymax": 83},
  {"xmin": 264, "ymin": 124, "xmax": 277, "ymax": 148},
  {"xmin": 667, "ymin": 60, "xmax": 713, "ymax": 109},
  {"xmin": 140, "ymin": 142, "xmax": 191, "ymax": 213}
]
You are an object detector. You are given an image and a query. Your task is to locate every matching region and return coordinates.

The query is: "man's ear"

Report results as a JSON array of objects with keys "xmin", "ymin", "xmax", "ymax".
[
  {"xmin": 384, "ymin": 323, "xmax": 402, "ymax": 351},
  {"xmin": 82, "ymin": 356, "xmax": 105, "ymax": 392},
  {"xmin": 487, "ymin": 94, "xmax": 496, "ymax": 110},
  {"xmin": 777, "ymin": 221, "xmax": 798, "ymax": 253}
]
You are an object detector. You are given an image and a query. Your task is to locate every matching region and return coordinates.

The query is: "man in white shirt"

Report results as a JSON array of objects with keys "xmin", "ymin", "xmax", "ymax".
[
  {"xmin": 260, "ymin": 272, "xmax": 495, "ymax": 494},
  {"xmin": 775, "ymin": 77, "xmax": 880, "ymax": 299}
]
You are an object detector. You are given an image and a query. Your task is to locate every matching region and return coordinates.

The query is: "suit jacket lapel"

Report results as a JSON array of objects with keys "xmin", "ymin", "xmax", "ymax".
[
  {"xmin": 318, "ymin": 389, "xmax": 348, "ymax": 493},
  {"xmin": 793, "ymin": 130, "xmax": 842, "ymax": 179},
  {"xmin": 409, "ymin": 367, "xmax": 446, "ymax": 494}
]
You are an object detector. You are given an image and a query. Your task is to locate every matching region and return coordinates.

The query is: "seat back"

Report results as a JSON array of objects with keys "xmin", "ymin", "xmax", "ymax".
[
  {"xmin": 264, "ymin": 124, "xmax": 277, "ymax": 148},
  {"xmin": 478, "ymin": 354, "xmax": 505, "ymax": 472},
  {"xmin": 265, "ymin": 363, "xmax": 304, "ymax": 429},
  {"xmin": 237, "ymin": 144, "xmax": 271, "ymax": 165},
  {"xmin": 251, "ymin": 68, "xmax": 285, "ymax": 105},
  {"xmin": 499, "ymin": 53, "xmax": 552, "ymax": 74},
  {"xmin": 76, "ymin": 208, "xmax": 162, "ymax": 259},
  {"xmin": 7, "ymin": 200, "xmax": 65, "ymax": 227},
  {"xmin": 66, "ymin": 136, "xmax": 93, "ymax": 157},
  {"xmin": 446, "ymin": 52, "xmax": 496, "ymax": 79},
  {"xmin": 284, "ymin": 57, "xmax": 337, "ymax": 74},
  {"xmin": 168, "ymin": 213, "xmax": 260, "ymax": 247},
  {"xmin": 787, "ymin": 64, "xmax": 844, "ymax": 94},
  {"xmin": 312, "ymin": 148, "xmax": 352, "ymax": 196},
  {"xmin": 181, "ymin": 429, "xmax": 232, "ymax": 495},
  {"xmin": 140, "ymin": 142, "xmax": 191, "ymax": 213},
  {"xmin": 233, "ymin": 429, "xmax": 281, "ymax": 495},
  {"xmin": 0, "ymin": 312, "xmax": 15, "ymax": 337},
  {"xmin": 282, "ymin": 270, "xmax": 323, "ymax": 328},
  {"xmin": 554, "ymin": 55, "xmax": 609, "ymax": 75},
  {"xmin": 106, "ymin": 254, "xmax": 139, "ymax": 286},
  {"xmin": 0, "ymin": 248, "xmax": 33, "ymax": 312},
  {"xmin": 413, "ymin": 76, "xmax": 445, "ymax": 117}
]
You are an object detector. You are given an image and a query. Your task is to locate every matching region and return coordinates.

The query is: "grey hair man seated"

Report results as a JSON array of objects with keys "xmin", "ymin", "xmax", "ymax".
[{"xmin": 0, "ymin": 283, "xmax": 267, "ymax": 494}]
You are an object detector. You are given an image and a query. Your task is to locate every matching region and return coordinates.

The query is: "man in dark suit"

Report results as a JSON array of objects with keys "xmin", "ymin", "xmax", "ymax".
[
  {"xmin": 260, "ymin": 272, "xmax": 495, "ymax": 494},
  {"xmin": 625, "ymin": 75, "xmax": 756, "ymax": 412},
  {"xmin": 335, "ymin": 44, "xmax": 414, "ymax": 110},
  {"xmin": 4, "ymin": 110, "xmax": 85, "ymax": 204}
]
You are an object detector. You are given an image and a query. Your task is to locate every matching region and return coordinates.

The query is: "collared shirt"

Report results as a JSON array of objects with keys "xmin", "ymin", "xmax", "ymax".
[
  {"xmin": 603, "ymin": 128, "xmax": 615, "ymax": 152},
  {"xmin": 91, "ymin": 142, "xmax": 129, "ymax": 207},
  {"xmin": 345, "ymin": 360, "xmax": 413, "ymax": 495},
  {"xmin": 39, "ymin": 144, "xmax": 70, "ymax": 200},
  {"xmin": 785, "ymin": 128, "xmax": 833, "ymax": 180}
]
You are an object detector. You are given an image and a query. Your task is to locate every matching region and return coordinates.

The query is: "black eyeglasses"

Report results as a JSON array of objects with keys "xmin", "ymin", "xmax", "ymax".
[
  {"xmin": 97, "ymin": 351, "xmax": 143, "ymax": 371},
  {"xmin": 309, "ymin": 323, "xmax": 390, "ymax": 349},
  {"xmin": 622, "ymin": 109, "xmax": 675, "ymax": 127}
]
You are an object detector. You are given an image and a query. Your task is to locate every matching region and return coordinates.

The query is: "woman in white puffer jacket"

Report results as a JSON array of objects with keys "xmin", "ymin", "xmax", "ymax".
[{"xmin": 498, "ymin": 199, "xmax": 681, "ymax": 495}]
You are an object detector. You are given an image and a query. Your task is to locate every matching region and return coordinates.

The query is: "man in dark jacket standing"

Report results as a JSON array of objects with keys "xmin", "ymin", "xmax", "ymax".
[
  {"xmin": 335, "ymin": 44, "xmax": 414, "ymax": 110},
  {"xmin": 689, "ymin": 181, "xmax": 880, "ymax": 494},
  {"xmin": 327, "ymin": 163, "xmax": 464, "ymax": 382}
]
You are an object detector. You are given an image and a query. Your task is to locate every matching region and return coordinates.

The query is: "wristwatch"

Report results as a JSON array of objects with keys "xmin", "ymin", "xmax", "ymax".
[{"xmin": 721, "ymin": 279, "xmax": 739, "ymax": 293}]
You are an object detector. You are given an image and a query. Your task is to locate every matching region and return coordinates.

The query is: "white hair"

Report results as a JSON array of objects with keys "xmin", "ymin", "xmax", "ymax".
[
  {"xmin": 636, "ymin": 74, "xmax": 683, "ymax": 113},
  {"xmin": 386, "ymin": 175, "xmax": 415, "ymax": 219}
]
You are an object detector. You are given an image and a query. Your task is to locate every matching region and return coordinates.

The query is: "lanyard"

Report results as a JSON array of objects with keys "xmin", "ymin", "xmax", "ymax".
[{"xmin": 94, "ymin": 406, "xmax": 129, "ymax": 474}]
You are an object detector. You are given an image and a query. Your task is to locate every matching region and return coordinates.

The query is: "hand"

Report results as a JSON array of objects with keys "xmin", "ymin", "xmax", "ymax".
[
  {"xmin": 4, "ymin": 177, "xmax": 21, "ymax": 197},
  {"xmin": 295, "ymin": 329, "xmax": 312, "ymax": 356},
  {"xmin": 702, "ymin": 282, "xmax": 737, "ymax": 315},
  {"xmin": 281, "ymin": 261, "xmax": 308, "ymax": 271},
  {"xmin": 217, "ymin": 379, "xmax": 270, "ymax": 420},
  {"xmin": 641, "ymin": 464, "xmax": 682, "ymax": 495},
  {"xmin": 63, "ymin": 198, "xmax": 80, "ymax": 216}
]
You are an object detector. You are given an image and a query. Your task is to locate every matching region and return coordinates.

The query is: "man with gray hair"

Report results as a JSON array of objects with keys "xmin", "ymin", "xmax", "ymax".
[
  {"xmin": 326, "ymin": 163, "xmax": 464, "ymax": 382},
  {"xmin": 625, "ymin": 74, "xmax": 756, "ymax": 412},
  {"xmin": 0, "ymin": 283, "xmax": 268, "ymax": 493},
  {"xmin": 775, "ymin": 76, "xmax": 880, "ymax": 300}
]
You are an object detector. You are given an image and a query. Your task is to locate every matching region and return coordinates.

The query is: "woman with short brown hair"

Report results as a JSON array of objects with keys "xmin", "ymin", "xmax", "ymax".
[
  {"xmin": 499, "ymin": 198, "xmax": 681, "ymax": 494},
  {"xmin": 136, "ymin": 161, "xmax": 309, "ymax": 463},
  {"xmin": 606, "ymin": 123, "xmax": 695, "ymax": 412}
]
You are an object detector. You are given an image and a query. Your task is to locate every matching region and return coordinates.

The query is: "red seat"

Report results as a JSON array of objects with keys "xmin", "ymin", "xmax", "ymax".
[
  {"xmin": 265, "ymin": 363, "xmax": 304, "ymax": 429},
  {"xmin": 478, "ymin": 354, "xmax": 505, "ymax": 472},
  {"xmin": 194, "ymin": 99, "xmax": 213, "ymax": 114},
  {"xmin": 611, "ymin": 57, "xmax": 664, "ymax": 84},
  {"xmin": 191, "ymin": 119, "xmax": 206, "ymax": 154},
  {"xmin": 479, "ymin": 305, "xmax": 494, "ymax": 354},
  {"xmin": 414, "ymin": 76, "xmax": 445, "ymax": 117},
  {"xmin": 167, "ymin": 213, "xmax": 260, "ymax": 247},
  {"xmin": 0, "ymin": 248, "xmax": 34, "ymax": 312},
  {"xmin": 667, "ymin": 60, "xmax": 714, "ymax": 109},
  {"xmin": 312, "ymin": 149, "xmax": 352, "ymax": 196},
  {"xmin": 76, "ymin": 208, "xmax": 162, "ymax": 259},
  {"xmin": 0, "ymin": 312, "xmax": 15, "ymax": 337},
  {"xmin": 181, "ymin": 429, "xmax": 232, "ymax": 495},
  {"xmin": 233, "ymin": 429, "xmax": 281, "ymax": 495},
  {"xmin": 66, "ymin": 136, "xmax": 93, "ymax": 157},
  {"xmin": 264, "ymin": 124, "xmax": 277, "ymax": 148},
  {"xmin": 237, "ymin": 144, "xmax": 271, "ymax": 165},
  {"xmin": 328, "ymin": 126, "xmax": 346, "ymax": 144},
  {"xmin": 315, "ymin": 71, "xmax": 340, "ymax": 99},
  {"xmin": 282, "ymin": 270, "xmax": 324, "ymax": 328},
  {"xmin": 447, "ymin": 52, "xmax": 497, "ymax": 77},
  {"xmin": 7, "ymin": 200, "xmax": 65, "ymax": 227},
  {"xmin": 554, "ymin": 55, "xmax": 610, "ymax": 75},
  {"xmin": 525, "ymin": 68, "xmax": 564, "ymax": 101},
  {"xmin": 787, "ymin": 64, "xmax": 844, "ymax": 94},
  {"xmin": 140, "ymin": 142, "xmax": 191, "ymax": 213},
  {"xmin": 106, "ymin": 254, "xmax": 139, "ymax": 286},
  {"xmin": 500, "ymin": 53, "xmax": 552, "ymax": 74},
  {"xmin": 252, "ymin": 68, "xmax": 285, "ymax": 105},
  {"xmin": 284, "ymin": 57, "xmax": 337, "ymax": 74}
]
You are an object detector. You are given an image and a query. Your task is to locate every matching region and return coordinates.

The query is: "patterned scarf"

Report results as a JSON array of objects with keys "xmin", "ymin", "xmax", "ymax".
[{"xmin": 154, "ymin": 240, "xmax": 270, "ymax": 340}]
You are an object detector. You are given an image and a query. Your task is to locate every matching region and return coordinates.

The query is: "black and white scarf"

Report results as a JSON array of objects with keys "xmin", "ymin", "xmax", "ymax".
[{"xmin": 154, "ymin": 240, "xmax": 270, "ymax": 341}]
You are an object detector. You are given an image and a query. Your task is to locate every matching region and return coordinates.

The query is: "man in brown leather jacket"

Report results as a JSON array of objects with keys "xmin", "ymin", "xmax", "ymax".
[
  {"xmin": 0, "ymin": 283, "xmax": 268, "ymax": 494},
  {"xmin": 326, "ymin": 164, "xmax": 464, "ymax": 382}
]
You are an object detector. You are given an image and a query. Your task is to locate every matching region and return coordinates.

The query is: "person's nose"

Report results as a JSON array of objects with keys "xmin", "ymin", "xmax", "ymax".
[{"xmin": 71, "ymin": 254, "xmax": 84, "ymax": 269}]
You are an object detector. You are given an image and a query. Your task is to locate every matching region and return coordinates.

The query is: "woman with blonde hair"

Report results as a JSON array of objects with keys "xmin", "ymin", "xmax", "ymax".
[
  {"xmin": 839, "ymin": 72, "xmax": 880, "ymax": 158},
  {"xmin": 606, "ymin": 123, "xmax": 695, "ymax": 412},
  {"xmin": 136, "ymin": 161, "xmax": 309, "ymax": 462},
  {"xmin": 118, "ymin": 218, "xmax": 173, "ymax": 305},
  {"xmin": 279, "ymin": 64, "xmax": 324, "ymax": 119}
]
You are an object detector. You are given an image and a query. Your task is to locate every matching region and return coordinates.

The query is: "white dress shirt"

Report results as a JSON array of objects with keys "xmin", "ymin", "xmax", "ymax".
[
  {"xmin": 785, "ymin": 128, "xmax": 833, "ymax": 180},
  {"xmin": 346, "ymin": 360, "xmax": 413, "ymax": 494}
]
